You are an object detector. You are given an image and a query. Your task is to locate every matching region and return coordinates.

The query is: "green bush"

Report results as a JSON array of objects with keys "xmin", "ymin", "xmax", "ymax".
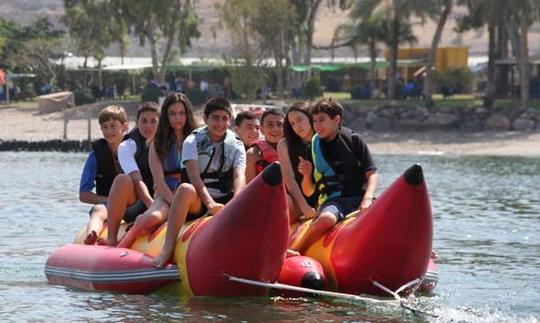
[
  {"xmin": 185, "ymin": 88, "xmax": 209, "ymax": 106},
  {"xmin": 140, "ymin": 83, "xmax": 161, "ymax": 103},
  {"xmin": 437, "ymin": 67, "xmax": 474, "ymax": 94},
  {"xmin": 74, "ymin": 88, "xmax": 96, "ymax": 106},
  {"xmin": 303, "ymin": 77, "xmax": 322, "ymax": 99}
]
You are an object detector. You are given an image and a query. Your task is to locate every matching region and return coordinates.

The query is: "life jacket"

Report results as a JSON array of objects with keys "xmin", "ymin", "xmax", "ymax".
[
  {"xmin": 312, "ymin": 127, "xmax": 365, "ymax": 205},
  {"xmin": 92, "ymin": 138, "xmax": 122, "ymax": 197},
  {"xmin": 127, "ymin": 128, "xmax": 154, "ymax": 195},
  {"xmin": 183, "ymin": 126, "xmax": 238, "ymax": 194},
  {"xmin": 252, "ymin": 140, "xmax": 278, "ymax": 174}
]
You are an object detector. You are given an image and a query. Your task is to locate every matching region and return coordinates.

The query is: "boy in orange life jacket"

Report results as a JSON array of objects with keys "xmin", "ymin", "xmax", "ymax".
[
  {"xmin": 245, "ymin": 109, "xmax": 285, "ymax": 183},
  {"xmin": 290, "ymin": 98, "xmax": 378, "ymax": 254},
  {"xmin": 79, "ymin": 105, "xmax": 129, "ymax": 241}
]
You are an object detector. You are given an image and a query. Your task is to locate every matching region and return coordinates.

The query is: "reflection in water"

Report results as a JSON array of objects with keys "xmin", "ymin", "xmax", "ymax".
[{"xmin": 0, "ymin": 152, "xmax": 538, "ymax": 322}]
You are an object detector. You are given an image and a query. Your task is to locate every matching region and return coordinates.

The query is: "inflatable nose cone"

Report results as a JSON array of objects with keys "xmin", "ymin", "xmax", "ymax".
[
  {"xmin": 262, "ymin": 162, "xmax": 282, "ymax": 186},
  {"xmin": 184, "ymin": 162, "xmax": 289, "ymax": 296},
  {"xmin": 305, "ymin": 164, "xmax": 433, "ymax": 296},
  {"xmin": 404, "ymin": 163, "xmax": 424, "ymax": 185}
]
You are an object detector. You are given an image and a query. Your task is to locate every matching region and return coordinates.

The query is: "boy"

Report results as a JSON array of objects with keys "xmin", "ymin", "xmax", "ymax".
[
  {"xmin": 245, "ymin": 109, "xmax": 284, "ymax": 183},
  {"xmin": 234, "ymin": 110, "xmax": 260, "ymax": 149},
  {"xmin": 291, "ymin": 98, "xmax": 378, "ymax": 254},
  {"xmin": 153, "ymin": 97, "xmax": 246, "ymax": 268},
  {"xmin": 79, "ymin": 105, "xmax": 129, "ymax": 243},
  {"xmin": 94, "ymin": 102, "xmax": 160, "ymax": 246}
]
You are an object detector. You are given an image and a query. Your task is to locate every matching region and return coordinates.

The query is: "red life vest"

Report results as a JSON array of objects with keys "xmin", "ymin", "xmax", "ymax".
[{"xmin": 252, "ymin": 140, "xmax": 278, "ymax": 174}]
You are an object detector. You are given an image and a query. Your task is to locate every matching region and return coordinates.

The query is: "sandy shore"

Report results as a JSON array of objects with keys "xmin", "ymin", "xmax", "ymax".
[{"xmin": 1, "ymin": 104, "xmax": 539, "ymax": 157}]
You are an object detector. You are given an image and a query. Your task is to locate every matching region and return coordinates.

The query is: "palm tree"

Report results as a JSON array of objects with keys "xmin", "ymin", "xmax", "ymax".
[
  {"xmin": 424, "ymin": 0, "xmax": 453, "ymax": 108},
  {"xmin": 352, "ymin": 0, "xmax": 435, "ymax": 100},
  {"xmin": 332, "ymin": 10, "xmax": 417, "ymax": 95}
]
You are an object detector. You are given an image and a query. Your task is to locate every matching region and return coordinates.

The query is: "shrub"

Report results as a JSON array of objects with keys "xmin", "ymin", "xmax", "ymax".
[
  {"xmin": 437, "ymin": 67, "xmax": 474, "ymax": 94},
  {"xmin": 303, "ymin": 77, "xmax": 322, "ymax": 99},
  {"xmin": 74, "ymin": 88, "xmax": 96, "ymax": 106},
  {"xmin": 140, "ymin": 83, "xmax": 161, "ymax": 103},
  {"xmin": 185, "ymin": 88, "xmax": 209, "ymax": 106}
]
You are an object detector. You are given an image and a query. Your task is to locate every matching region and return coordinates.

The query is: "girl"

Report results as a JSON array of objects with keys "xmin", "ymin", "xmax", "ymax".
[
  {"xmin": 117, "ymin": 93, "xmax": 198, "ymax": 248},
  {"xmin": 277, "ymin": 102, "xmax": 318, "ymax": 225}
]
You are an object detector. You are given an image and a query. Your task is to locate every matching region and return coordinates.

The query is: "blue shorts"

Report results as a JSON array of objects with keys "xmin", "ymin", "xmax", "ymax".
[{"xmin": 318, "ymin": 197, "xmax": 361, "ymax": 222}]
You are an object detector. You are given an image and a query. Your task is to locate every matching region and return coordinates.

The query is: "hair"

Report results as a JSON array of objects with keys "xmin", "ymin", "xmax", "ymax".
[
  {"xmin": 153, "ymin": 92, "xmax": 197, "ymax": 160},
  {"xmin": 283, "ymin": 101, "xmax": 313, "ymax": 161},
  {"xmin": 311, "ymin": 97, "xmax": 343, "ymax": 121},
  {"xmin": 234, "ymin": 110, "xmax": 258, "ymax": 127},
  {"xmin": 98, "ymin": 105, "xmax": 127, "ymax": 125},
  {"xmin": 260, "ymin": 108, "xmax": 285, "ymax": 125},
  {"xmin": 136, "ymin": 101, "xmax": 160, "ymax": 121},
  {"xmin": 203, "ymin": 97, "xmax": 232, "ymax": 118}
]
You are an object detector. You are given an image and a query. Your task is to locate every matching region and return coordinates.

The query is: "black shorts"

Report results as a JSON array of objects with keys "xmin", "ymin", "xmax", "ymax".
[
  {"xmin": 88, "ymin": 200, "xmax": 147, "ymax": 223},
  {"xmin": 186, "ymin": 193, "xmax": 234, "ymax": 221}
]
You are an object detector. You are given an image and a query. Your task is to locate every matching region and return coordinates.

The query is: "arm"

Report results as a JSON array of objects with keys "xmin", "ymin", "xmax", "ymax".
[
  {"xmin": 298, "ymin": 156, "xmax": 315, "ymax": 197},
  {"xmin": 359, "ymin": 170, "xmax": 378, "ymax": 210},
  {"xmin": 184, "ymin": 159, "xmax": 218, "ymax": 212},
  {"xmin": 149, "ymin": 142, "xmax": 174, "ymax": 204},
  {"xmin": 79, "ymin": 152, "xmax": 108, "ymax": 205},
  {"xmin": 119, "ymin": 139, "xmax": 153, "ymax": 207},
  {"xmin": 245, "ymin": 146, "xmax": 260, "ymax": 184},
  {"xmin": 277, "ymin": 140, "xmax": 316, "ymax": 218}
]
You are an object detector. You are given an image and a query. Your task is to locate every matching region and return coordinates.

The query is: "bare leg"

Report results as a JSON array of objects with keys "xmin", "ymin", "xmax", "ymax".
[
  {"xmin": 118, "ymin": 198, "xmax": 169, "ymax": 248},
  {"xmin": 84, "ymin": 204, "xmax": 107, "ymax": 245},
  {"xmin": 153, "ymin": 184, "xmax": 202, "ymax": 268},
  {"xmin": 98, "ymin": 175, "xmax": 137, "ymax": 246},
  {"xmin": 289, "ymin": 212, "xmax": 336, "ymax": 254},
  {"xmin": 287, "ymin": 193, "xmax": 302, "ymax": 224}
]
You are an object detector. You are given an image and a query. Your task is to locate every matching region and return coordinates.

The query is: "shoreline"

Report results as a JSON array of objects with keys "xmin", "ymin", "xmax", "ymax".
[{"xmin": 1, "ymin": 104, "xmax": 539, "ymax": 157}]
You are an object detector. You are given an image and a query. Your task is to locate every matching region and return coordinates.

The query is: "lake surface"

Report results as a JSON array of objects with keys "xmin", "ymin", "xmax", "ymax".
[{"xmin": 0, "ymin": 152, "xmax": 538, "ymax": 322}]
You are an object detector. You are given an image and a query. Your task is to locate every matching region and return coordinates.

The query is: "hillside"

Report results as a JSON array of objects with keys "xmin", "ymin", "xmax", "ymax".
[{"xmin": 2, "ymin": 0, "xmax": 540, "ymax": 58}]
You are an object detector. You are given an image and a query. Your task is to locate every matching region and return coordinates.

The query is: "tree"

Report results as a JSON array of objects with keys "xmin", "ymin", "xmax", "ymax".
[
  {"xmin": 351, "ymin": 0, "xmax": 435, "ymax": 100},
  {"xmin": 113, "ymin": 0, "xmax": 200, "ymax": 83},
  {"xmin": 63, "ymin": 1, "xmax": 127, "ymax": 69},
  {"xmin": 331, "ymin": 10, "xmax": 417, "ymax": 93},
  {"xmin": 0, "ymin": 17, "xmax": 63, "ymax": 85},
  {"xmin": 217, "ymin": 0, "xmax": 295, "ymax": 99},
  {"xmin": 424, "ymin": 0, "xmax": 453, "ymax": 108}
]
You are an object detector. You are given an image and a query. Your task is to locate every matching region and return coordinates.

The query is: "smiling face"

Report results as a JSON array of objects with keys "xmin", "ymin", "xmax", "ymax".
[
  {"xmin": 136, "ymin": 111, "xmax": 159, "ymax": 140},
  {"xmin": 261, "ymin": 114, "xmax": 284, "ymax": 144},
  {"xmin": 204, "ymin": 110, "xmax": 231, "ymax": 142},
  {"xmin": 168, "ymin": 102, "xmax": 187, "ymax": 133},
  {"xmin": 287, "ymin": 110, "xmax": 313, "ymax": 141},
  {"xmin": 235, "ymin": 118, "xmax": 260, "ymax": 147},
  {"xmin": 100, "ymin": 119, "xmax": 127, "ymax": 145},
  {"xmin": 312, "ymin": 112, "xmax": 340, "ymax": 140}
]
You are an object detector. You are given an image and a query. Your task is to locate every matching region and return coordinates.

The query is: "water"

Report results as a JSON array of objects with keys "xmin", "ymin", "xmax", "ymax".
[{"xmin": 0, "ymin": 152, "xmax": 538, "ymax": 322}]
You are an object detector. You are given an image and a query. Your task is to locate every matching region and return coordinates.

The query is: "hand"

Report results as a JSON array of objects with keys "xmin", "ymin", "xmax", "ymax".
[
  {"xmin": 299, "ymin": 205, "xmax": 316, "ymax": 221},
  {"xmin": 207, "ymin": 202, "xmax": 225, "ymax": 215},
  {"xmin": 297, "ymin": 156, "xmax": 313, "ymax": 178},
  {"xmin": 359, "ymin": 196, "xmax": 373, "ymax": 211}
]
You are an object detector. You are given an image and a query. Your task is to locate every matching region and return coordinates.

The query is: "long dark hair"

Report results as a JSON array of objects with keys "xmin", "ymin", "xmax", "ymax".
[
  {"xmin": 154, "ymin": 93, "xmax": 197, "ymax": 160},
  {"xmin": 284, "ymin": 101, "xmax": 313, "ymax": 163}
]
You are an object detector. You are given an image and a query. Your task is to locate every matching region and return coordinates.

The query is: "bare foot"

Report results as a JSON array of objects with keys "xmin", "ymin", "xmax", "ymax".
[
  {"xmin": 153, "ymin": 249, "xmax": 173, "ymax": 268},
  {"xmin": 286, "ymin": 249, "xmax": 300, "ymax": 258},
  {"xmin": 431, "ymin": 250, "xmax": 438, "ymax": 259},
  {"xmin": 84, "ymin": 231, "xmax": 98, "ymax": 245},
  {"xmin": 96, "ymin": 237, "xmax": 117, "ymax": 247}
]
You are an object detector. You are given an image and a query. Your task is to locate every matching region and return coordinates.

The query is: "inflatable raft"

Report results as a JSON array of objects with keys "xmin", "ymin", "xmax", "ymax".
[{"xmin": 46, "ymin": 163, "xmax": 438, "ymax": 297}]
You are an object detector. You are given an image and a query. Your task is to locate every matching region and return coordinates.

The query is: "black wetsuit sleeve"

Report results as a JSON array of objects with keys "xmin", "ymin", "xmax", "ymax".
[{"xmin": 352, "ymin": 134, "xmax": 377, "ymax": 173}]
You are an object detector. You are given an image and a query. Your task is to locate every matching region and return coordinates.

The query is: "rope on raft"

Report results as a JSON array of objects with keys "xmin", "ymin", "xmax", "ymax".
[{"xmin": 224, "ymin": 274, "xmax": 438, "ymax": 318}]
